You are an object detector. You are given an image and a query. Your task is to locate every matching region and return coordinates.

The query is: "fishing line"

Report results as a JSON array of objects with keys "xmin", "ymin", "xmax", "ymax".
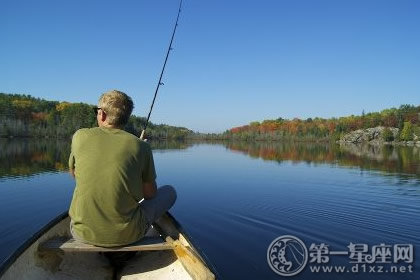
[{"xmin": 140, "ymin": 0, "xmax": 183, "ymax": 140}]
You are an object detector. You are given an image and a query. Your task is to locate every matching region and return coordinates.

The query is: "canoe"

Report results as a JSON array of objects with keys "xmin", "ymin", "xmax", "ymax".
[{"xmin": 0, "ymin": 211, "xmax": 216, "ymax": 280}]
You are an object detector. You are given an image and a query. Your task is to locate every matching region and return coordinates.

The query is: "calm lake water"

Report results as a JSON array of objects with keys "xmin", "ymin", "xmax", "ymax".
[{"xmin": 0, "ymin": 139, "xmax": 419, "ymax": 279}]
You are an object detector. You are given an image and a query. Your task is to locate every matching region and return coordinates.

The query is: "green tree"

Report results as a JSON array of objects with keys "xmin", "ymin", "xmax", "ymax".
[
  {"xmin": 382, "ymin": 127, "xmax": 394, "ymax": 142},
  {"xmin": 400, "ymin": 122, "xmax": 414, "ymax": 141}
]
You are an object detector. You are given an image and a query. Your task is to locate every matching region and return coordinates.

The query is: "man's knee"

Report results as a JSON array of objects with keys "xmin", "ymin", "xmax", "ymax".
[{"xmin": 159, "ymin": 185, "xmax": 177, "ymax": 203}]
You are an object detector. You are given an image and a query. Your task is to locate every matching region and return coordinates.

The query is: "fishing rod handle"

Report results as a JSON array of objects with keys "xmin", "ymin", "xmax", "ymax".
[{"xmin": 140, "ymin": 129, "xmax": 146, "ymax": 140}]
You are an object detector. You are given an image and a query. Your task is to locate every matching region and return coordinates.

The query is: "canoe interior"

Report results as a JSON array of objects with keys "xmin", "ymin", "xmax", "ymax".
[{"xmin": 0, "ymin": 212, "xmax": 216, "ymax": 280}]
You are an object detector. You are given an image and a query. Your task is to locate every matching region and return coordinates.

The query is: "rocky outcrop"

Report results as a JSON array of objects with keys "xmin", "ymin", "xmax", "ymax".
[
  {"xmin": 338, "ymin": 126, "xmax": 420, "ymax": 146},
  {"xmin": 338, "ymin": 126, "xmax": 399, "ymax": 144}
]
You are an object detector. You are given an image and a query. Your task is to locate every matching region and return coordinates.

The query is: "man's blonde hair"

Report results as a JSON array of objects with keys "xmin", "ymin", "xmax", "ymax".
[{"xmin": 98, "ymin": 90, "xmax": 134, "ymax": 126}]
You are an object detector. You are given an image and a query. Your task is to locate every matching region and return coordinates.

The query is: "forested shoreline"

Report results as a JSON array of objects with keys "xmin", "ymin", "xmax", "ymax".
[
  {"xmin": 2, "ymin": 93, "xmax": 419, "ymax": 143},
  {"xmin": 0, "ymin": 93, "xmax": 192, "ymax": 139},
  {"xmin": 222, "ymin": 105, "xmax": 420, "ymax": 143}
]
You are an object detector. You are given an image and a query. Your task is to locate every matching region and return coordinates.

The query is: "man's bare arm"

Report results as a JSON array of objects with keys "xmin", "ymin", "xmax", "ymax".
[
  {"xmin": 143, "ymin": 181, "xmax": 157, "ymax": 200},
  {"xmin": 69, "ymin": 168, "xmax": 75, "ymax": 178}
]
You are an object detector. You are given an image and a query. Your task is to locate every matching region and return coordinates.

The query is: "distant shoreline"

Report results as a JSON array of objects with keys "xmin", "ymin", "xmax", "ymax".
[{"xmin": 3, "ymin": 135, "xmax": 419, "ymax": 147}]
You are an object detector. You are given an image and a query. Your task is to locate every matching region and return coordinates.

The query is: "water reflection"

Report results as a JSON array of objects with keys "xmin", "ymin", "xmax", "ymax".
[
  {"xmin": 223, "ymin": 141, "xmax": 420, "ymax": 180},
  {"xmin": 149, "ymin": 140, "xmax": 193, "ymax": 151},
  {"xmin": 1, "ymin": 139, "xmax": 419, "ymax": 181},
  {"xmin": 0, "ymin": 138, "xmax": 70, "ymax": 179},
  {"xmin": 0, "ymin": 139, "xmax": 193, "ymax": 179}
]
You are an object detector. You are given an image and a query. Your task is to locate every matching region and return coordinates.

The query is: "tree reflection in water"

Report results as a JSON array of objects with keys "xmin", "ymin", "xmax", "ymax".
[
  {"xmin": 1, "ymin": 139, "xmax": 419, "ymax": 182},
  {"xmin": 0, "ymin": 139, "xmax": 193, "ymax": 179},
  {"xmin": 224, "ymin": 141, "xmax": 420, "ymax": 181}
]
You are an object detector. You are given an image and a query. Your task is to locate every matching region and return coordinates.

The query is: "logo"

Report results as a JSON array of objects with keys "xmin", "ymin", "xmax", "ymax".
[
  {"xmin": 267, "ymin": 236, "xmax": 414, "ymax": 276},
  {"xmin": 267, "ymin": 235, "xmax": 308, "ymax": 276}
]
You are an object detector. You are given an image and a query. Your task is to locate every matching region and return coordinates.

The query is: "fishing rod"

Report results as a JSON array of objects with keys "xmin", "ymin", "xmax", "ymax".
[{"xmin": 140, "ymin": 0, "xmax": 183, "ymax": 140}]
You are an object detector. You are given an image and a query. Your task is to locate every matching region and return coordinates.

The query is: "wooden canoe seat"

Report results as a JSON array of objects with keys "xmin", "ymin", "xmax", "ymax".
[{"xmin": 39, "ymin": 236, "xmax": 173, "ymax": 252}]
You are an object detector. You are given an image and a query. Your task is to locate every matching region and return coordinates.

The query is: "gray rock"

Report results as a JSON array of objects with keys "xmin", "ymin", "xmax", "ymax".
[{"xmin": 339, "ymin": 126, "xmax": 399, "ymax": 144}]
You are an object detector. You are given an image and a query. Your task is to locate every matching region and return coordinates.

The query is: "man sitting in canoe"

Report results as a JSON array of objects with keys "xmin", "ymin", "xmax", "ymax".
[{"xmin": 68, "ymin": 90, "xmax": 176, "ymax": 247}]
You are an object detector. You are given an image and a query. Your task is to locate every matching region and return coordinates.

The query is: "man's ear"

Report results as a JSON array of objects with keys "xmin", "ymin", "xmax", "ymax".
[{"xmin": 100, "ymin": 110, "xmax": 107, "ymax": 122}]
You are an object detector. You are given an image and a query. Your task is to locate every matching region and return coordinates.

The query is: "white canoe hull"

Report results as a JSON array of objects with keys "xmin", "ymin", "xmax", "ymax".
[{"xmin": 0, "ymin": 212, "xmax": 215, "ymax": 280}]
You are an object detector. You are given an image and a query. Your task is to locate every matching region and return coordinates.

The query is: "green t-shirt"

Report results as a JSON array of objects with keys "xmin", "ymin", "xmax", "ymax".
[{"xmin": 68, "ymin": 127, "xmax": 156, "ymax": 247}]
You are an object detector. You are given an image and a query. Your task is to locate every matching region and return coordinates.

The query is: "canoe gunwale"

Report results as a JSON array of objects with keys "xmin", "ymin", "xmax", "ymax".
[
  {"xmin": 0, "ymin": 211, "xmax": 69, "ymax": 278},
  {"xmin": 164, "ymin": 213, "xmax": 218, "ymax": 277}
]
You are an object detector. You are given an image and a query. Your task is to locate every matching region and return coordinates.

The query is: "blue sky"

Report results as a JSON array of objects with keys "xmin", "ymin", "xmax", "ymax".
[{"xmin": 1, "ymin": 0, "xmax": 419, "ymax": 133}]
